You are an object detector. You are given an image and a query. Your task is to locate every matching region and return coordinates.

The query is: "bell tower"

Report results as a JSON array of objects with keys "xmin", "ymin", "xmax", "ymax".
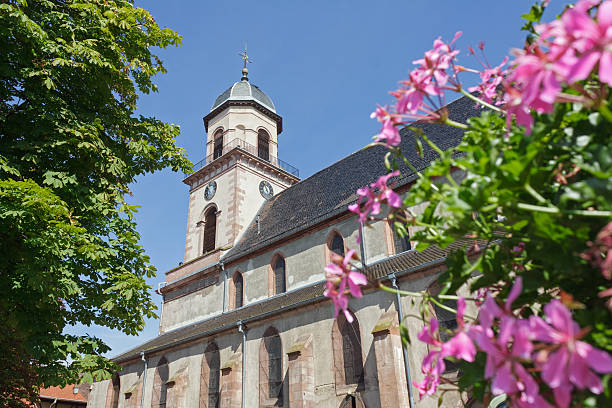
[{"xmin": 180, "ymin": 59, "xmax": 300, "ymax": 266}]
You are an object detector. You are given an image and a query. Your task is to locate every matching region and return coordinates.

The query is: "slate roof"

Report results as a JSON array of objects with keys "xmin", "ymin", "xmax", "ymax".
[
  {"xmin": 223, "ymin": 96, "xmax": 481, "ymax": 263},
  {"xmin": 210, "ymin": 79, "xmax": 276, "ymax": 112}
]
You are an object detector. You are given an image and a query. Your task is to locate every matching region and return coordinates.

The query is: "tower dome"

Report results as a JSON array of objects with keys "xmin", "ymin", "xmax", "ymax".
[{"xmin": 210, "ymin": 78, "xmax": 276, "ymax": 113}]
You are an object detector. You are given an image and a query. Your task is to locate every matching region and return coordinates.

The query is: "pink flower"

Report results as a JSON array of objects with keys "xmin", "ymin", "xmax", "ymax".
[
  {"xmin": 386, "ymin": 32, "xmax": 462, "ymax": 125},
  {"xmin": 324, "ymin": 249, "xmax": 367, "ymax": 323},
  {"xmin": 349, "ymin": 170, "xmax": 401, "ymax": 224},
  {"xmin": 532, "ymin": 300, "xmax": 612, "ymax": 407},
  {"xmin": 504, "ymin": 47, "xmax": 562, "ymax": 133},
  {"xmin": 562, "ymin": 1, "xmax": 612, "ymax": 86},
  {"xmin": 440, "ymin": 298, "xmax": 476, "ymax": 361},
  {"xmin": 469, "ymin": 278, "xmax": 544, "ymax": 404},
  {"xmin": 599, "ymin": 287, "xmax": 612, "ymax": 312},
  {"xmin": 371, "ymin": 106, "xmax": 403, "ymax": 146},
  {"xmin": 414, "ymin": 352, "xmax": 446, "ymax": 398},
  {"xmin": 414, "ymin": 297, "xmax": 476, "ymax": 399},
  {"xmin": 412, "ymin": 32, "xmax": 462, "ymax": 92},
  {"xmin": 469, "ymin": 56, "xmax": 508, "ymax": 105},
  {"xmin": 581, "ymin": 221, "xmax": 612, "ymax": 280}
]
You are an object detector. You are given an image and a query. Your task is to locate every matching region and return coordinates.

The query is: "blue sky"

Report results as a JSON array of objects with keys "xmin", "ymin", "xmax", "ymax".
[{"xmin": 71, "ymin": 0, "xmax": 571, "ymax": 357}]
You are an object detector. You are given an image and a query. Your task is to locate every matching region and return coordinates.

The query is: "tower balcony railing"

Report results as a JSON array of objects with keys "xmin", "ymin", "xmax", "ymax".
[{"xmin": 185, "ymin": 138, "xmax": 300, "ymax": 178}]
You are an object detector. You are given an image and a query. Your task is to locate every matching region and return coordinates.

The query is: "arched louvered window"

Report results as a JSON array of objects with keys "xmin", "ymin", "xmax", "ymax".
[
  {"xmin": 258, "ymin": 129, "xmax": 270, "ymax": 161},
  {"xmin": 151, "ymin": 357, "xmax": 169, "ymax": 408},
  {"xmin": 341, "ymin": 315, "xmax": 363, "ymax": 385},
  {"xmin": 200, "ymin": 343, "xmax": 220, "ymax": 408},
  {"xmin": 203, "ymin": 207, "xmax": 216, "ymax": 254},
  {"xmin": 273, "ymin": 256, "xmax": 286, "ymax": 295},
  {"xmin": 340, "ymin": 395, "xmax": 364, "ymax": 408},
  {"xmin": 392, "ymin": 222, "xmax": 412, "ymax": 253},
  {"xmin": 234, "ymin": 272, "xmax": 243, "ymax": 309},
  {"xmin": 332, "ymin": 312, "xmax": 364, "ymax": 387},
  {"xmin": 329, "ymin": 232, "xmax": 345, "ymax": 257},
  {"xmin": 213, "ymin": 130, "xmax": 223, "ymax": 160},
  {"xmin": 105, "ymin": 374, "xmax": 120, "ymax": 408},
  {"xmin": 260, "ymin": 328, "xmax": 283, "ymax": 405}
]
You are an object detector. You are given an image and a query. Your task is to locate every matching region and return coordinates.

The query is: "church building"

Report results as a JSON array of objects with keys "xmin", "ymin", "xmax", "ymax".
[{"xmin": 86, "ymin": 62, "xmax": 479, "ymax": 408}]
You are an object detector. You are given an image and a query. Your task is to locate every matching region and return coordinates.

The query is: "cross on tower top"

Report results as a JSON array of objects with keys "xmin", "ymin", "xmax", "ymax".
[{"xmin": 238, "ymin": 43, "xmax": 252, "ymax": 81}]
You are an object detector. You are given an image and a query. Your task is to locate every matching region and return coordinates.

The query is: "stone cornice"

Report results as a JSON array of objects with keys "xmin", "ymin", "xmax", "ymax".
[
  {"xmin": 182, "ymin": 146, "xmax": 299, "ymax": 189},
  {"xmin": 203, "ymin": 100, "xmax": 283, "ymax": 134}
]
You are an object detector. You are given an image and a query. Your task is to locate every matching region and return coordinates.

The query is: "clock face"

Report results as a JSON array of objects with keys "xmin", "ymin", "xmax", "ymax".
[
  {"xmin": 259, "ymin": 180, "xmax": 274, "ymax": 200},
  {"xmin": 204, "ymin": 181, "xmax": 217, "ymax": 201}
]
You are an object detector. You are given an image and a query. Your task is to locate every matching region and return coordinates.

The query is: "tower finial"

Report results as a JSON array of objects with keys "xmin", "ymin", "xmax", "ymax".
[{"xmin": 238, "ymin": 42, "xmax": 252, "ymax": 81}]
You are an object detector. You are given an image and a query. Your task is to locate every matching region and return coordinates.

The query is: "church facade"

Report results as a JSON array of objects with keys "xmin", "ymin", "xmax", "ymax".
[{"xmin": 86, "ymin": 67, "xmax": 479, "ymax": 408}]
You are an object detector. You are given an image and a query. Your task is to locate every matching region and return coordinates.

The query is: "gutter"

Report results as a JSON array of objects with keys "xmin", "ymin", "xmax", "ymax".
[
  {"xmin": 221, "ymin": 261, "xmax": 227, "ymax": 312},
  {"xmin": 237, "ymin": 321, "xmax": 246, "ymax": 408},
  {"xmin": 140, "ymin": 351, "xmax": 148, "ymax": 408},
  {"xmin": 114, "ymin": 289, "xmax": 326, "ymax": 364},
  {"xmin": 158, "ymin": 282, "xmax": 166, "ymax": 335},
  {"xmin": 389, "ymin": 273, "xmax": 415, "ymax": 408}
]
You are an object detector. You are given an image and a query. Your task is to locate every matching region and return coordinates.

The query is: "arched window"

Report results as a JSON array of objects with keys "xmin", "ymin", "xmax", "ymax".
[
  {"xmin": 105, "ymin": 374, "xmax": 120, "ymax": 408},
  {"xmin": 272, "ymin": 255, "xmax": 286, "ymax": 295},
  {"xmin": 151, "ymin": 357, "xmax": 169, "ymax": 408},
  {"xmin": 259, "ymin": 327, "xmax": 283, "ymax": 405},
  {"xmin": 203, "ymin": 207, "xmax": 217, "ymax": 254},
  {"xmin": 213, "ymin": 130, "xmax": 223, "ymax": 160},
  {"xmin": 258, "ymin": 129, "xmax": 270, "ymax": 161},
  {"xmin": 329, "ymin": 231, "xmax": 345, "ymax": 257},
  {"xmin": 233, "ymin": 272, "xmax": 244, "ymax": 309},
  {"xmin": 392, "ymin": 222, "xmax": 411, "ymax": 253},
  {"xmin": 200, "ymin": 342, "xmax": 220, "ymax": 408},
  {"xmin": 332, "ymin": 311, "xmax": 364, "ymax": 387},
  {"xmin": 339, "ymin": 395, "xmax": 364, "ymax": 408}
]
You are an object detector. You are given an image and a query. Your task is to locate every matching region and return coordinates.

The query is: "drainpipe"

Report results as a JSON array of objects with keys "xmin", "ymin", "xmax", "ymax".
[
  {"xmin": 157, "ymin": 282, "xmax": 166, "ymax": 335},
  {"xmin": 50, "ymin": 398, "xmax": 58, "ymax": 408},
  {"xmin": 221, "ymin": 262, "xmax": 227, "ymax": 313},
  {"xmin": 140, "ymin": 351, "xmax": 148, "ymax": 408},
  {"xmin": 237, "ymin": 321, "xmax": 246, "ymax": 408},
  {"xmin": 358, "ymin": 223, "xmax": 367, "ymax": 266},
  {"xmin": 390, "ymin": 273, "xmax": 415, "ymax": 408}
]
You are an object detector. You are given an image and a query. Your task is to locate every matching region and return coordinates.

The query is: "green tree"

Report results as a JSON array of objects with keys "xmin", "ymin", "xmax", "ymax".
[{"xmin": 0, "ymin": 0, "xmax": 190, "ymax": 405}]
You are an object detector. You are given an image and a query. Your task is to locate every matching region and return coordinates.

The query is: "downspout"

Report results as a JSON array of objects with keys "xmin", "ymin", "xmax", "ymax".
[
  {"xmin": 237, "ymin": 321, "xmax": 246, "ymax": 408},
  {"xmin": 358, "ymin": 223, "xmax": 367, "ymax": 266},
  {"xmin": 157, "ymin": 282, "xmax": 166, "ymax": 335},
  {"xmin": 50, "ymin": 398, "xmax": 57, "ymax": 408},
  {"xmin": 140, "ymin": 351, "xmax": 148, "ymax": 408},
  {"xmin": 390, "ymin": 273, "xmax": 415, "ymax": 408},
  {"xmin": 221, "ymin": 261, "xmax": 227, "ymax": 313}
]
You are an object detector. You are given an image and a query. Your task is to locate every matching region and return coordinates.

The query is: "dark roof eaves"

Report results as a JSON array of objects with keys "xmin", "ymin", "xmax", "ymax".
[{"xmin": 113, "ymin": 283, "xmax": 326, "ymax": 363}]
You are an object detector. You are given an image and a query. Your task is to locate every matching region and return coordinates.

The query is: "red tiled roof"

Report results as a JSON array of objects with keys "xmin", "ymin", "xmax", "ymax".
[{"xmin": 39, "ymin": 385, "xmax": 87, "ymax": 402}]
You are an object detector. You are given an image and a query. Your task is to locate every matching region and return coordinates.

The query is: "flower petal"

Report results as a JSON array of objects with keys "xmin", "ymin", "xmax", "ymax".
[{"xmin": 575, "ymin": 340, "xmax": 612, "ymax": 374}]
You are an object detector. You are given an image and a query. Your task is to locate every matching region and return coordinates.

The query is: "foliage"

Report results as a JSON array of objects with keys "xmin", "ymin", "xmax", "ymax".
[
  {"xmin": 0, "ymin": 0, "xmax": 189, "ymax": 404},
  {"xmin": 326, "ymin": 0, "xmax": 612, "ymax": 406}
]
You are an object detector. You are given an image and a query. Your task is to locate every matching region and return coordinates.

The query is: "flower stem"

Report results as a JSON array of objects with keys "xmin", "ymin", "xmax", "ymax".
[
  {"xmin": 598, "ymin": 103, "xmax": 612, "ymax": 123},
  {"xmin": 428, "ymin": 296, "xmax": 458, "ymax": 314},
  {"xmin": 444, "ymin": 119, "xmax": 469, "ymax": 130},
  {"xmin": 459, "ymin": 88, "xmax": 503, "ymax": 113},
  {"xmin": 524, "ymin": 182, "xmax": 547, "ymax": 204},
  {"xmin": 379, "ymin": 283, "xmax": 476, "ymax": 301},
  {"xmin": 516, "ymin": 202, "xmax": 612, "ymax": 217}
]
